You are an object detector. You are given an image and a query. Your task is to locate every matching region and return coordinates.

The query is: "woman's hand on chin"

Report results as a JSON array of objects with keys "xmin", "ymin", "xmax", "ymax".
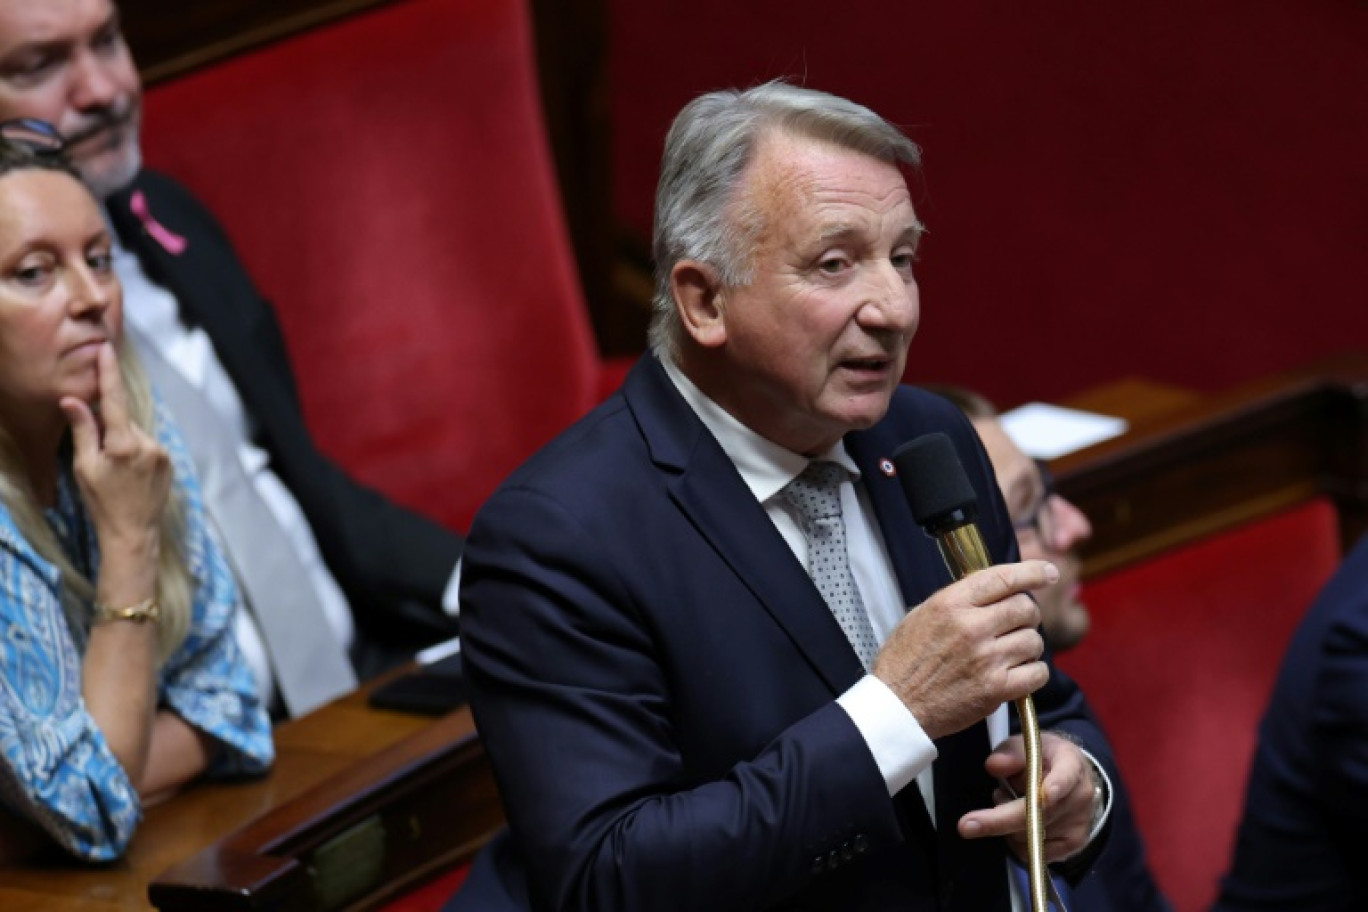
[{"xmin": 59, "ymin": 343, "xmax": 170, "ymax": 573}]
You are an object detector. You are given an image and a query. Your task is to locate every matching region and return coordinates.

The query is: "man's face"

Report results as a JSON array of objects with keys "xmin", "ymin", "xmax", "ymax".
[
  {"xmin": 687, "ymin": 131, "xmax": 921, "ymax": 455},
  {"xmin": 973, "ymin": 416, "xmax": 1094, "ymax": 651},
  {"xmin": 0, "ymin": 0, "xmax": 141, "ymax": 199}
]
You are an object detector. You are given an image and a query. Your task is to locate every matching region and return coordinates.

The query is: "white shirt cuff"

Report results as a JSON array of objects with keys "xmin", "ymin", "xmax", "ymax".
[
  {"xmin": 442, "ymin": 558, "xmax": 462, "ymax": 616},
  {"xmin": 836, "ymin": 674, "xmax": 937, "ymax": 796}
]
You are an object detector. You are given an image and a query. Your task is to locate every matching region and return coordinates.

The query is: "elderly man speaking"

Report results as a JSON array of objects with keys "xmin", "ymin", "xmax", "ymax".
[{"xmin": 454, "ymin": 82, "xmax": 1116, "ymax": 912}]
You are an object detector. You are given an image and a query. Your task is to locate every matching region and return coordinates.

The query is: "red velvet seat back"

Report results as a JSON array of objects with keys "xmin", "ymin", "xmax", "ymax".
[
  {"xmin": 140, "ymin": 0, "xmax": 599, "ymax": 533},
  {"xmin": 1058, "ymin": 499, "xmax": 1342, "ymax": 912},
  {"xmin": 377, "ymin": 863, "xmax": 471, "ymax": 912}
]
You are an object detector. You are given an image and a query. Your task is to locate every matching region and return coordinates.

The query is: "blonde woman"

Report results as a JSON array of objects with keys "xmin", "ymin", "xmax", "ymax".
[{"xmin": 0, "ymin": 121, "xmax": 271, "ymax": 861}]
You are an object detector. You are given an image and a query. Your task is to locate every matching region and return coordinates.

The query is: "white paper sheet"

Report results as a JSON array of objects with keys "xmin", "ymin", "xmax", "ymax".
[{"xmin": 998, "ymin": 402, "xmax": 1128, "ymax": 460}]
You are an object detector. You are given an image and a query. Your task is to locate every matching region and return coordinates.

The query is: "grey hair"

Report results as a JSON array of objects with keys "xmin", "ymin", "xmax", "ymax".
[{"xmin": 648, "ymin": 80, "xmax": 922, "ymax": 360}]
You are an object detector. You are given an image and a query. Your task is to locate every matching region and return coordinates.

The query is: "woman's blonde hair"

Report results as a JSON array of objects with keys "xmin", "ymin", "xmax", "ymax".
[{"xmin": 0, "ymin": 161, "xmax": 193, "ymax": 662}]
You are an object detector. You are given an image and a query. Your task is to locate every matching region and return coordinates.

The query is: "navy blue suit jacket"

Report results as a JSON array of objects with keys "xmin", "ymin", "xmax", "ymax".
[
  {"xmin": 1214, "ymin": 534, "xmax": 1368, "ymax": 910},
  {"xmin": 458, "ymin": 356, "xmax": 1112, "ymax": 911}
]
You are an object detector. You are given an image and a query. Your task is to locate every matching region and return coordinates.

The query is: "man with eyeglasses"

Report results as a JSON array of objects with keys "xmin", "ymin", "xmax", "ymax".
[
  {"xmin": 936, "ymin": 384, "xmax": 1173, "ymax": 912},
  {"xmin": 0, "ymin": 0, "xmax": 463, "ymax": 718}
]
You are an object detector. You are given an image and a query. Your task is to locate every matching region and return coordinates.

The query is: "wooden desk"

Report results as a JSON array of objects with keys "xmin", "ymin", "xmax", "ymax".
[
  {"xmin": 1060, "ymin": 376, "xmax": 1205, "ymax": 430},
  {"xmin": 1054, "ymin": 354, "xmax": 1368, "ymax": 576},
  {"xmin": 0, "ymin": 686, "xmax": 450, "ymax": 911}
]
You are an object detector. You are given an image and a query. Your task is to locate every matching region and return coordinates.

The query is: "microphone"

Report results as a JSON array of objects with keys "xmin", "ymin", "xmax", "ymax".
[
  {"xmin": 892, "ymin": 431, "xmax": 1051, "ymax": 912},
  {"xmin": 892, "ymin": 432, "xmax": 993, "ymax": 580}
]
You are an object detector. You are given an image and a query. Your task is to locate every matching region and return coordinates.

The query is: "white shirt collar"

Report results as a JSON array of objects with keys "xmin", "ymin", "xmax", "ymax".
[{"xmin": 659, "ymin": 357, "xmax": 861, "ymax": 503}]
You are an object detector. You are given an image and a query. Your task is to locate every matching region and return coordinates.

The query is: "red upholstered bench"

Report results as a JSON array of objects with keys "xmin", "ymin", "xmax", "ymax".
[
  {"xmin": 1058, "ymin": 499, "xmax": 1342, "ymax": 912},
  {"xmin": 138, "ymin": 0, "xmax": 598, "ymax": 904},
  {"xmin": 141, "ymin": 0, "xmax": 611, "ymax": 536},
  {"xmin": 379, "ymin": 864, "xmax": 471, "ymax": 912}
]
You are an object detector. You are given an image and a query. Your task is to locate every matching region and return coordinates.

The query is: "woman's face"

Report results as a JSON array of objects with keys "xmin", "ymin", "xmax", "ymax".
[{"xmin": 0, "ymin": 167, "xmax": 120, "ymax": 421}]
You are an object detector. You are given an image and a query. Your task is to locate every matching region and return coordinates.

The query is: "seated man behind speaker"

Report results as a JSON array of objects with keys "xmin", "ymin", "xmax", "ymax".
[
  {"xmin": 936, "ymin": 385, "xmax": 1172, "ymax": 912},
  {"xmin": 0, "ymin": 0, "xmax": 463, "ymax": 718},
  {"xmin": 1213, "ymin": 534, "xmax": 1368, "ymax": 909}
]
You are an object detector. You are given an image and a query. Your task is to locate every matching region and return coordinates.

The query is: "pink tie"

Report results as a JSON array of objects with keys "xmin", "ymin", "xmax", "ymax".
[{"xmin": 130, "ymin": 190, "xmax": 189, "ymax": 256}]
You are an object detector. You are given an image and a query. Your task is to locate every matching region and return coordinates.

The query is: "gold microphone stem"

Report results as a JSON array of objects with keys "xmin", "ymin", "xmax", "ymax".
[
  {"xmin": 935, "ymin": 525, "xmax": 1050, "ymax": 912},
  {"xmin": 1016, "ymin": 693, "xmax": 1048, "ymax": 912}
]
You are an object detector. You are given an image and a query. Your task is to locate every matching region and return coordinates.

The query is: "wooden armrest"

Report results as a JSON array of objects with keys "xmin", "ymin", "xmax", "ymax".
[
  {"xmin": 149, "ymin": 708, "xmax": 503, "ymax": 911},
  {"xmin": 1055, "ymin": 352, "xmax": 1368, "ymax": 577}
]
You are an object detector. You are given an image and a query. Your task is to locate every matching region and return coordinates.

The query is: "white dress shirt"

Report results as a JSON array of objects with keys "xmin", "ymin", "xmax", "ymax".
[
  {"xmin": 110, "ymin": 227, "xmax": 354, "ymax": 710},
  {"xmin": 661, "ymin": 359, "xmax": 1018, "ymax": 820},
  {"xmin": 661, "ymin": 361, "xmax": 1110, "ymax": 910}
]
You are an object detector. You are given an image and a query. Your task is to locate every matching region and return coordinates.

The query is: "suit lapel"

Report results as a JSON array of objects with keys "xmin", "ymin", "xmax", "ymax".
[
  {"xmin": 626, "ymin": 365, "xmax": 1005, "ymax": 881},
  {"xmin": 107, "ymin": 180, "xmax": 215, "ymax": 330},
  {"xmin": 671, "ymin": 451, "xmax": 866, "ymax": 694},
  {"xmin": 625, "ymin": 359, "xmax": 865, "ymax": 695},
  {"xmin": 845, "ymin": 427, "xmax": 953, "ymax": 607},
  {"xmin": 107, "ymin": 175, "xmax": 298, "ymax": 453}
]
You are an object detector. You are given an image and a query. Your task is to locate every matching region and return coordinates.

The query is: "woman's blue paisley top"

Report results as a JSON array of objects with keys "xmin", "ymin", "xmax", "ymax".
[{"xmin": 0, "ymin": 406, "xmax": 272, "ymax": 860}]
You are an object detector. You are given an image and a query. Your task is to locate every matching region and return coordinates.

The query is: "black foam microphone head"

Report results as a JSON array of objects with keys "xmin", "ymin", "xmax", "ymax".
[{"xmin": 892, "ymin": 432, "xmax": 979, "ymax": 534}]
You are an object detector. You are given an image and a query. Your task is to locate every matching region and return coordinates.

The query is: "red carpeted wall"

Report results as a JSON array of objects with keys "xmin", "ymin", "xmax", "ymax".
[
  {"xmin": 610, "ymin": 1, "xmax": 1368, "ymax": 407},
  {"xmin": 1057, "ymin": 498, "xmax": 1342, "ymax": 911},
  {"xmin": 141, "ymin": 0, "xmax": 600, "ymax": 535}
]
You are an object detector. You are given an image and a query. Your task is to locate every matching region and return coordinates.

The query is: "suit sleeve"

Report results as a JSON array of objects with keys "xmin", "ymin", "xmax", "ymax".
[
  {"xmin": 461, "ymin": 486, "xmax": 904, "ymax": 912},
  {"xmin": 1314, "ymin": 586, "xmax": 1368, "ymax": 824}
]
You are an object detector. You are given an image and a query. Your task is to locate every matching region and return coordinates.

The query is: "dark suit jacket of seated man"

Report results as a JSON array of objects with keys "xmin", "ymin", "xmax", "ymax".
[
  {"xmin": 0, "ymin": 0, "xmax": 463, "ymax": 694},
  {"xmin": 452, "ymin": 82, "xmax": 1116, "ymax": 912},
  {"xmin": 1214, "ymin": 531, "xmax": 1368, "ymax": 911}
]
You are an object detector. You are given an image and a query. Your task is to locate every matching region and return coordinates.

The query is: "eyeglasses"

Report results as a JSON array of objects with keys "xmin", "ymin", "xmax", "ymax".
[
  {"xmin": 1012, "ymin": 459, "xmax": 1057, "ymax": 549},
  {"xmin": 0, "ymin": 118, "xmax": 66, "ymax": 155}
]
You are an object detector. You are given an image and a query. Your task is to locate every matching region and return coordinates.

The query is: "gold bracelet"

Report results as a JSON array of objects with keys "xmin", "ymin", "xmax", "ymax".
[{"xmin": 93, "ymin": 598, "xmax": 161, "ymax": 625}]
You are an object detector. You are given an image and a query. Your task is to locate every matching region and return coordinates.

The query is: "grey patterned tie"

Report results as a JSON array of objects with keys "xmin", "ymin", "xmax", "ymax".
[
  {"xmin": 782, "ymin": 461, "xmax": 880, "ymax": 669},
  {"xmin": 127, "ymin": 328, "xmax": 358, "ymax": 717}
]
